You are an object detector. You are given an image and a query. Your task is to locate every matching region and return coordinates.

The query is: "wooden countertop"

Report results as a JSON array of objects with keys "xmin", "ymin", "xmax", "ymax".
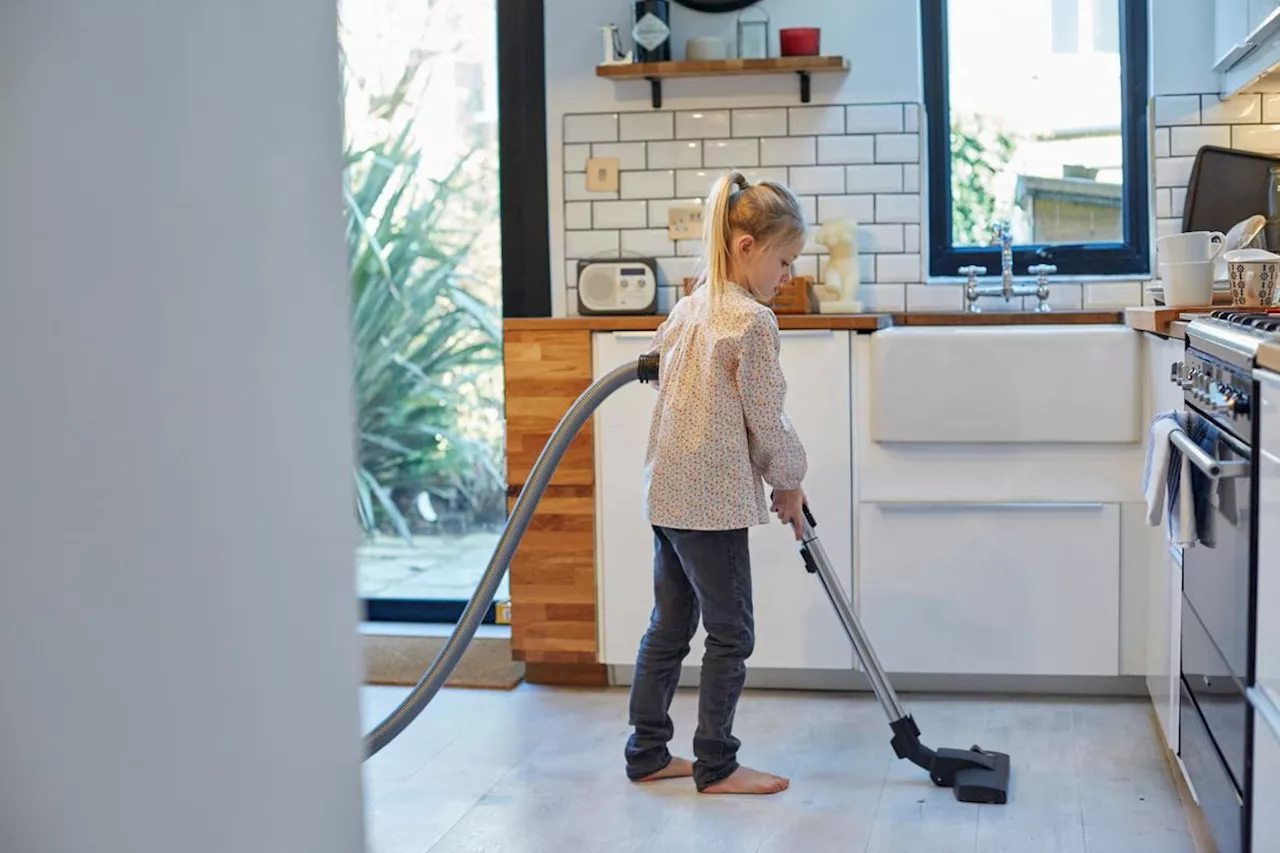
[
  {"xmin": 1124, "ymin": 305, "xmax": 1216, "ymax": 337},
  {"xmin": 505, "ymin": 310, "xmax": 1124, "ymax": 333},
  {"xmin": 1259, "ymin": 342, "xmax": 1280, "ymax": 372}
]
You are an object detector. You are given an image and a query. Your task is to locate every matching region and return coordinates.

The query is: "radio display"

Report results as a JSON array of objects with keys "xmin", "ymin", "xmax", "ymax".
[{"xmin": 621, "ymin": 267, "xmax": 649, "ymax": 277}]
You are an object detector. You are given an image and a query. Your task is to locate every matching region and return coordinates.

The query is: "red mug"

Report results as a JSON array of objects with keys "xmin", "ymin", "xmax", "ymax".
[{"xmin": 779, "ymin": 28, "xmax": 821, "ymax": 56}]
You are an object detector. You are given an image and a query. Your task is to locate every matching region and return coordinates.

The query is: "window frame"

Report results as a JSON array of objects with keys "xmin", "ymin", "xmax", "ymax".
[{"xmin": 920, "ymin": 0, "xmax": 1150, "ymax": 280}]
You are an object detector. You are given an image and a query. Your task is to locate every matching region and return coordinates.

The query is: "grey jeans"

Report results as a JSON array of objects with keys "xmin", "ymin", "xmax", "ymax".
[{"xmin": 624, "ymin": 526, "xmax": 755, "ymax": 790}]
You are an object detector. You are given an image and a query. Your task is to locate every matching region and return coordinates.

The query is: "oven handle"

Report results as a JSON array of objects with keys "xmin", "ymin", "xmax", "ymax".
[{"xmin": 1170, "ymin": 429, "xmax": 1249, "ymax": 479}]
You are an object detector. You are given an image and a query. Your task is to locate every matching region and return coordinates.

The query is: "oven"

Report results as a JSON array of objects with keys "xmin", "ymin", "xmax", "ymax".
[{"xmin": 1174, "ymin": 325, "xmax": 1260, "ymax": 853}]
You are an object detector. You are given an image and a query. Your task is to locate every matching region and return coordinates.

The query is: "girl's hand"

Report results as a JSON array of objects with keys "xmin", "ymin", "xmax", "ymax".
[{"xmin": 770, "ymin": 488, "xmax": 807, "ymax": 541}]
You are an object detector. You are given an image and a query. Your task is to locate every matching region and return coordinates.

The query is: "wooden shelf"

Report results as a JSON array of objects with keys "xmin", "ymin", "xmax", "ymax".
[{"xmin": 595, "ymin": 56, "xmax": 849, "ymax": 108}]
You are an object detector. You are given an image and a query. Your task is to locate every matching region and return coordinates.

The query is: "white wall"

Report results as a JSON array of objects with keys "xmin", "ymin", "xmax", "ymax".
[
  {"xmin": 545, "ymin": 0, "xmax": 921, "ymax": 315},
  {"xmin": 0, "ymin": 3, "xmax": 367, "ymax": 852}
]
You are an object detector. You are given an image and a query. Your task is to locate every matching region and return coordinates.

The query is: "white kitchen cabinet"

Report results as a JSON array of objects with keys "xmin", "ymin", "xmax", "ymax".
[
  {"xmin": 1216, "ymin": 0, "xmax": 1280, "ymax": 95},
  {"xmin": 1258, "ymin": 368, "xmax": 1280, "ymax": 707},
  {"xmin": 1215, "ymin": 0, "xmax": 1251, "ymax": 70},
  {"xmin": 594, "ymin": 328, "xmax": 856, "ymax": 671},
  {"xmin": 856, "ymin": 502, "xmax": 1121, "ymax": 676},
  {"xmin": 1253, "ymin": 697, "xmax": 1280, "ymax": 853}
]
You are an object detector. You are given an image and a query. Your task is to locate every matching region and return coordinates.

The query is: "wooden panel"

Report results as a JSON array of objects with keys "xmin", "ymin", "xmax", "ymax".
[
  {"xmin": 503, "ymin": 315, "xmax": 889, "ymax": 333},
  {"xmin": 507, "ymin": 489, "xmax": 600, "ymax": 665},
  {"xmin": 1124, "ymin": 305, "xmax": 1217, "ymax": 335},
  {"xmin": 523, "ymin": 662, "xmax": 609, "ymax": 686},
  {"xmin": 596, "ymin": 56, "xmax": 849, "ymax": 80},
  {"xmin": 896, "ymin": 310, "xmax": 1123, "ymax": 326},
  {"xmin": 503, "ymin": 329, "xmax": 593, "ymax": 487}
]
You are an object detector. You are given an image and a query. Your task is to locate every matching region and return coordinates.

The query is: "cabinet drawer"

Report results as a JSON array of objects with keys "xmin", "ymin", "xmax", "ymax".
[
  {"xmin": 1252, "ymin": 693, "xmax": 1280, "ymax": 853},
  {"xmin": 857, "ymin": 502, "xmax": 1121, "ymax": 676}
]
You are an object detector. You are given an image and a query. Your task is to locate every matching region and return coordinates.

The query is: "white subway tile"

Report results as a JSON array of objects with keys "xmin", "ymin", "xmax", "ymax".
[
  {"xmin": 1172, "ymin": 187, "xmax": 1187, "ymax": 219},
  {"xmin": 797, "ymin": 195, "xmax": 817, "ymax": 224},
  {"xmin": 566, "ymin": 230, "xmax": 619, "ymax": 257},
  {"xmin": 818, "ymin": 136, "xmax": 875, "ymax": 165},
  {"xmin": 565, "ymin": 287, "xmax": 580, "ymax": 315},
  {"xmin": 789, "ymin": 106, "xmax": 845, "ymax": 136},
  {"xmin": 817, "ymin": 194, "xmax": 874, "ymax": 223},
  {"xmin": 621, "ymin": 170, "xmax": 676, "ymax": 199},
  {"xmin": 904, "ymin": 224, "xmax": 920, "ymax": 253},
  {"xmin": 1170, "ymin": 125, "xmax": 1231, "ymax": 155},
  {"xmin": 592, "ymin": 142, "xmax": 647, "ymax": 170},
  {"xmin": 858, "ymin": 253, "xmax": 875, "ymax": 282},
  {"xmin": 656, "ymin": 256, "xmax": 701, "ymax": 286},
  {"xmin": 677, "ymin": 169, "xmax": 717, "ymax": 197},
  {"xmin": 565, "ymin": 202, "xmax": 592, "ymax": 230},
  {"xmin": 1153, "ymin": 95, "xmax": 1200, "ymax": 126},
  {"xmin": 875, "ymin": 133, "xmax": 919, "ymax": 163},
  {"xmin": 1042, "ymin": 283, "xmax": 1083, "ymax": 311},
  {"xmin": 847, "ymin": 104, "xmax": 904, "ymax": 133},
  {"xmin": 876, "ymin": 253, "xmax": 921, "ymax": 282},
  {"xmin": 1153, "ymin": 128, "xmax": 1170, "ymax": 158},
  {"xmin": 732, "ymin": 108, "xmax": 788, "ymax": 137},
  {"xmin": 649, "ymin": 198, "xmax": 700, "ymax": 228},
  {"xmin": 1266, "ymin": 94, "xmax": 1280, "ymax": 124},
  {"xmin": 593, "ymin": 200, "xmax": 649, "ymax": 229},
  {"xmin": 677, "ymin": 238, "xmax": 706, "ymax": 257},
  {"xmin": 904, "ymin": 104, "xmax": 920, "ymax": 133},
  {"xmin": 858, "ymin": 224, "xmax": 905, "ymax": 253},
  {"xmin": 875, "ymin": 194, "xmax": 921, "ymax": 223},
  {"xmin": 1155, "ymin": 188, "xmax": 1172, "ymax": 219},
  {"xmin": 620, "ymin": 112, "xmax": 674, "ymax": 141},
  {"xmin": 789, "ymin": 165, "xmax": 846, "ymax": 195},
  {"xmin": 1154, "ymin": 156, "xmax": 1196, "ymax": 188},
  {"xmin": 1084, "ymin": 281, "xmax": 1143, "ymax": 309},
  {"xmin": 1202, "ymin": 93, "xmax": 1260, "ymax": 124},
  {"xmin": 740, "ymin": 167, "xmax": 789, "ymax": 185},
  {"xmin": 704, "ymin": 138, "xmax": 760, "ymax": 168},
  {"xmin": 793, "ymin": 256, "xmax": 819, "ymax": 280},
  {"xmin": 902, "ymin": 163, "xmax": 920, "ymax": 192},
  {"xmin": 846, "ymin": 164, "xmax": 902, "ymax": 193},
  {"xmin": 621, "ymin": 228, "xmax": 676, "ymax": 257},
  {"xmin": 565, "ymin": 172, "xmax": 619, "ymax": 201},
  {"xmin": 565, "ymin": 113, "xmax": 618, "ymax": 143},
  {"xmin": 564, "ymin": 144, "xmax": 591, "ymax": 172},
  {"xmin": 648, "ymin": 140, "xmax": 702, "ymax": 170},
  {"xmin": 1233, "ymin": 124, "xmax": 1280, "ymax": 153},
  {"xmin": 906, "ymin": 283, "xmax": 961, "ymax": 311},
  {"xmin": 761, "ymin": 137, "xmax": 817, "ymax": 166},
  {"xmin": 859, "ymin": 283, "xmax": 907, "ymax": 311},
  {"xmin": 676, "ymin": 110, "xmax": 731, "ymax": 139},
  {"xmin": 1157, "ymin": 217, "xmax": 1183, "ymax": 238},
  {"xmin": 802, "ymin": 225, "xmax": 829, "ymax": 256}
]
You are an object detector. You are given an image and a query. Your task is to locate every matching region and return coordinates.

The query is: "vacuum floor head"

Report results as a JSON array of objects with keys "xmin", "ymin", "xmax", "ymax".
[{"xmin": 932, "ymin": 745, "xmax": 1012, "ymax": 805}]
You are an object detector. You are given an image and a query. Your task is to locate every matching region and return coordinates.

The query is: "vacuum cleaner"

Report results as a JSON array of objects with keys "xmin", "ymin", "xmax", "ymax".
[{"xmin": 362, "ymin": 355, "xmax": 1013, "ymax": 806}]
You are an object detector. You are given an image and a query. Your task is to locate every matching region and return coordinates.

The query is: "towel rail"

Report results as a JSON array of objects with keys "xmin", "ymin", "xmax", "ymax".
[{"xmin": 1170, "ymin": 429, "xmax": 1249, "ymax": 480}]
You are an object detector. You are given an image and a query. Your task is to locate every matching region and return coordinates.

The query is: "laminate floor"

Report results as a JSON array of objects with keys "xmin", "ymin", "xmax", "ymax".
[{"xmin": 360, "ymin": 685, "xmax": 1195, "ymax": 853}]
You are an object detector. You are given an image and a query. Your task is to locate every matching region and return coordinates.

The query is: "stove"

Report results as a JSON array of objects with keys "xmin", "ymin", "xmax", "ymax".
[{"xmin": 1171, "ymin": 309, "xmax": 1268, "ymax": 853}]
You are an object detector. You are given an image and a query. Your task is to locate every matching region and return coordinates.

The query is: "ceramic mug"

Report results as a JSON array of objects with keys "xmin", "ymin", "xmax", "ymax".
[
  {"xmin": 1158, "ymin": 230, "xmax": 1226, "ymax": 265},
  {"xmin": 1224, "ymin": 248, "xmax": 1280, "ymax": 306},
  {"xmin": 1160, "ymin": 260, "xmax": 1215, "ymax": 307}
]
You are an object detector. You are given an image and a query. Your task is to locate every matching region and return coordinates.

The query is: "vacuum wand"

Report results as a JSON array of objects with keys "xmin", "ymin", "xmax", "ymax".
[{"xmin": 797, "ymin": 506, "xmax": 1013, "ymax": 805}]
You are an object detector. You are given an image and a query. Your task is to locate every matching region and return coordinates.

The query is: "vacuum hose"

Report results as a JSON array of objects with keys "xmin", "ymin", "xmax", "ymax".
[{"xmin": 363, "ymin": 353, "xmax": 660, "ymax": 759}]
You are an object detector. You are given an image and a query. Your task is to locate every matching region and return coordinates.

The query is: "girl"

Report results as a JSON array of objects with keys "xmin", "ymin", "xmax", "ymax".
[{"xmin": 624, "ymin": 171, "xmax": 809, "ymax": 796}]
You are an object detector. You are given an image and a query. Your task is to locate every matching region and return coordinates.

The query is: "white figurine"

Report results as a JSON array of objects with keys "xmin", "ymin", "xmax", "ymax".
[
  {"xmin": 814, "ymin": 218, "xmax": 862, "ymax": 314},
  {"xmin": 600, "ymin": 25, "xmax": 633, "ymax": 65}
]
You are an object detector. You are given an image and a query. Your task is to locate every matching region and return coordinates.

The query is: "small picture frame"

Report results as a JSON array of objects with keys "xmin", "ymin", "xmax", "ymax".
[{"xmin": 585, "ymin": 157, "xmax": 620, "ymax": 193}]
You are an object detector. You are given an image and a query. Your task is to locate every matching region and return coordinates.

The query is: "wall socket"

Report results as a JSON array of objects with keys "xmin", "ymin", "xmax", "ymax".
[
  {"xmin": 667, "ymin": 204, "xmax": 704, "ymax": 240},
  {"xmin": 585, "ymin": 157, "xmax": 620, "ymax": 192}
]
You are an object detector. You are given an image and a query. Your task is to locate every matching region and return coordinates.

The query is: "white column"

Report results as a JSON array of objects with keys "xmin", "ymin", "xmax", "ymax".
[{"xmin": 0, "ymin": 2, "xmax": 367, "ymax": 851}]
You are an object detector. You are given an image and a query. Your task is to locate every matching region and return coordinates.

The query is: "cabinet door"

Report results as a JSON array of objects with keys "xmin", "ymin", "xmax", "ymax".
[
  {"xmin": 1147, "ymin": 546, "xmax": 1182, "ymax": 751},
  {"xmin": 594, "ymin": 329, "xmax": 855, "ymax": 670},
  {"xmin": 1258, "ymin": 369, "xmax": 1280, "ymax": 706},
  {"xmin": 1215, "ymin": 0, "xmax": 1250, "ymax": 70},
  {"xmin": 857, "ymin": 503, "xmax": 1121, "ymax": 676},
  {"xmin": 1253, "ymin": 698, "xmax": 1280, "ymax": 853}
]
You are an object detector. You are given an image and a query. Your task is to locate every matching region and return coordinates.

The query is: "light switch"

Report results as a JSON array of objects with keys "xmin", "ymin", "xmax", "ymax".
[{"xmin": 585, "ymin": 157, "xmax": 620, "ymax": 192}]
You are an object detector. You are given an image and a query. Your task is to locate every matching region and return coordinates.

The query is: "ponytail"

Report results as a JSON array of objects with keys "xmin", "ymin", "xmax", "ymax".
[{"xmin": 696, "ymin": 170, "xmax": 806, "ymax": 306}]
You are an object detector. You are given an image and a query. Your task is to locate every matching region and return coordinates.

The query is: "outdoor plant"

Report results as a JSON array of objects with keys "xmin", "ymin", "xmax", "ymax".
[
  {"xmin": 344, "ymin": 59, "xmax": 504, "ymax": 543},
  {"xmin": 950, "ymin": 113, "xmax": 1017, "ymax": 246}
]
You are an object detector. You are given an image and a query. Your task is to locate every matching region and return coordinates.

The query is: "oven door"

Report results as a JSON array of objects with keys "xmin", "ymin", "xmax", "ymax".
[{"xmin": 1179, "ymin": 407, "xmax": 1253, "ymax": 684}]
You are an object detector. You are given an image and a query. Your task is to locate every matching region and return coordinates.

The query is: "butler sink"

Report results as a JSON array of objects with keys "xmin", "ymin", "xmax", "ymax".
[{"xmin": 870, "ymin": 325, "xmax": 1140, "ymax": 444}]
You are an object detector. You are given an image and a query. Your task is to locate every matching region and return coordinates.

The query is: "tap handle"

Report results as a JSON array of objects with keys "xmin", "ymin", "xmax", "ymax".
[
  {"xmin": 1028, "ymin": 264, "xmax": 1055, "ymax": 313},
  {"xmin": 958, "ymin": 264, "xmax": 987, "ymax": 285},
  {"xmin": 1028, "ymin": 263, "xmax": 1057, "ymax": 279}
]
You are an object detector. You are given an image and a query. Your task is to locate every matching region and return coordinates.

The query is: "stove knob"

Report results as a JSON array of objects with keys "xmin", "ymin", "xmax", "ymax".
[{"xmin": 1229, "ymin": 393, "xmax": 1251, "ymax": 418}]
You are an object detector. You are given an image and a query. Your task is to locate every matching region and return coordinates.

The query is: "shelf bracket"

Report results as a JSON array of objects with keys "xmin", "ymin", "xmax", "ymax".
[
  {"xmin": 646, "ymin": 77, "xmax": 662, "ymax": 109},
  {"xmin": 798, "ymin": 71, "xmax": 811, "ymax": 103}
]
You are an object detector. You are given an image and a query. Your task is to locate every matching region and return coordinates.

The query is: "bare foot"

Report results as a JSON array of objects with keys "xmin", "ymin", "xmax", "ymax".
[
  {"xmin": 634, "ymin": 757, "xmax": 694, "ymax": 782},
  {"xmin": 700, "ymin": 766, "xmax": 790, "ymax": 795}
]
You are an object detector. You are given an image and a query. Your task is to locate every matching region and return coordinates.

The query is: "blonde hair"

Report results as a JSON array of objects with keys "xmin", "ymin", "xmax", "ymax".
[{"xmin": 699, "ymin": 171, "xmax": 807, "ymax": 303}]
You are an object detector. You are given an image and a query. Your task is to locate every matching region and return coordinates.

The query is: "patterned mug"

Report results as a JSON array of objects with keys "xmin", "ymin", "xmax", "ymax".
[{"xmin": 1225, "ymin": 248, "xmax": 1280, "ymax": 307}]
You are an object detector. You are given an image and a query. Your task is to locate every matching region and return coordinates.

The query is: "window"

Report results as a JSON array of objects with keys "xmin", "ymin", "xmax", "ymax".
[{"xmin": 921, "ymin": 0, "xmax": 1149, "ymax": 279}]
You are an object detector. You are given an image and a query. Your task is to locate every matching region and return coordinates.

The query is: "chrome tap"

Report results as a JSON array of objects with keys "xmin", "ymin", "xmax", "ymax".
[{"xmin": 960, "ymin": 220, "xmax": 1055, "ymax": 313}]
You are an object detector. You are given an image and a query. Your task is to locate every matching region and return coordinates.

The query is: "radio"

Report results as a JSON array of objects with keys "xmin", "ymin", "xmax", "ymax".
[{"xmin": 576, "ymin": 258, "xmax": 659, "ymax": 315}]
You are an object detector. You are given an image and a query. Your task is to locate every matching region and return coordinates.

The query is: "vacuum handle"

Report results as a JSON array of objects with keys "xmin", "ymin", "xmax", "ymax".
[{"xmin": 803, "ymin": 504, "xmax": 817, "ymax": 528}]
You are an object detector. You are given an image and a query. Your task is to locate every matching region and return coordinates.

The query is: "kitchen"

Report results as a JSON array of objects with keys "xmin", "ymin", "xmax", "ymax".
[{"xmin": 477, "ymin": 0, "xmax": 1280, "ymax": 851}]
